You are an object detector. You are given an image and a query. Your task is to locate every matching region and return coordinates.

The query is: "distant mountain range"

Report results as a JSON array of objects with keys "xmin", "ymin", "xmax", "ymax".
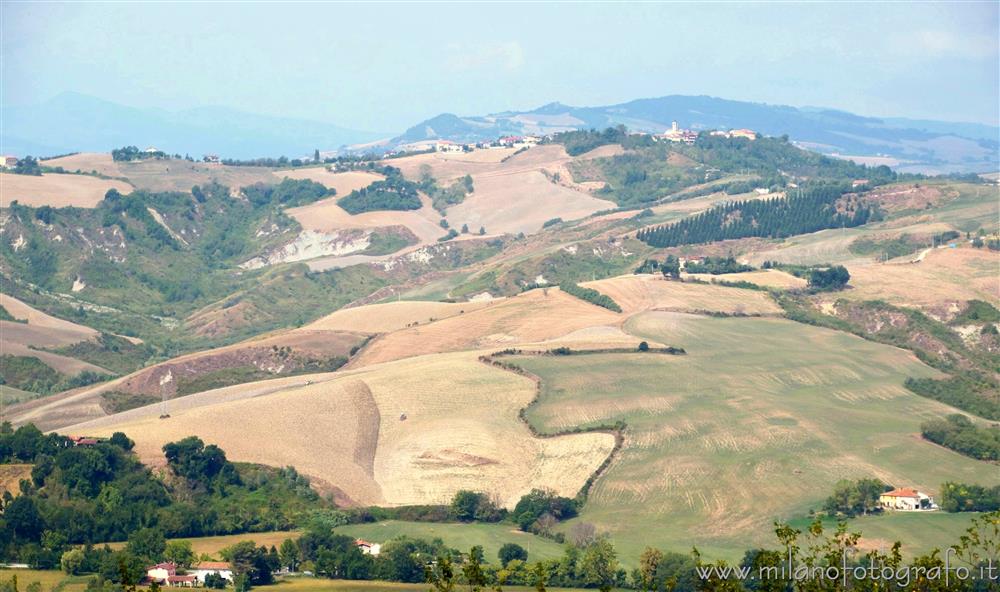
[
  {"xmin": 389, "ymin": 96, "xmax": 999, "ymax": 174},
  {"xmin": 1, "ymin": 92, "xmax": 383, "ymax": 159},
  {"xmin": 3, "ymin": 92, "xmax": 997, "ymax": 173}
]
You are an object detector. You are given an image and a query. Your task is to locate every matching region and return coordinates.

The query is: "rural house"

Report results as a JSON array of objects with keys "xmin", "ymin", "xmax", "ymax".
[
  {"xmin": 355, "ymin": 539, "xmax": 381, "ymax": 556},
  {"xmin": 878, "ymin": 488, "xmax": 937, "ymax": 511},
  {"xmin": 145, "ymin": 562, "xmax": 197, "ymax": 587},
  {"xmin": 190, "ymin": 561, "xmax": 234, "ymax": 584}
]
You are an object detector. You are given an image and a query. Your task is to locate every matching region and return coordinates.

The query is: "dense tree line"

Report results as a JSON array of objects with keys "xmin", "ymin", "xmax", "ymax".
[
  {"xmin": 338, "ymin": 170, "xmax": 422, "ymax": 214},
  {"xmin": 637, "ymin": 185, "xmax": 873, "ymax": 248},
  {"xmin": 0, "ymin": 425, "xmax": 330, "ymax": 568},
  {"xmin": 807, "ymin": 265, "xmax": 850, "ymax": 290},
  {"xmin": 939, "ymin": 482, "xmax": 1000, "ymax": 512},
  {"xmin": 822, "ymin": 478, "xmax": 889, "ymax": 517},
  {"xmin": 111, "ymin": 146, "xmax": 166, "ymax": 162},
  {"xmin": 683, "ymin": 256, "xmax": 753, "ymax": 275},
  {"xmin": 905, "ymin": 374, "xmax": 1000, "ymax": 421},
  {"xmin": 11, "ymin": 156, "xmax": 41, "ymax": 176},
  {"xmin": 559, "ymin": 282, "xmax": 623, "ymax": 313},
  {"xmin": 417, "ymin": 165, "xmax": 473, "ymax": 214},
  {"xmin": 240, "ymin": 178, "xmax": 333, "ymax": 208},
  {"xmin": 921, "ymin": 414, "xmax": 1000, "ymax": 461},
  {"xmin": 551, "ymin": 125, "xmax": 654, "ymax": 156}
]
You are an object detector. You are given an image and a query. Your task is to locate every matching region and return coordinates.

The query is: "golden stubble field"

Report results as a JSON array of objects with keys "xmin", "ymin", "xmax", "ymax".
[
  {"xmin": 581, "ymin": 274, "xmax": 783, "ymax": 315},
  {"xmin": 70, "ymin": 350, "xmax": 614, "ymax": 508},
  {"xmin": 0, "ymin": 172, "xmax": 133, "ymax": 208}
]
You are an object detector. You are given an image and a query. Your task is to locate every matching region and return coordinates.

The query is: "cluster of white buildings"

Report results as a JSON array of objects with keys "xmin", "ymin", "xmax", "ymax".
[
  {"xmin": 708, "ymin": 128, "xmax": 758, "ymax": 140},
  {"xmin": 654, "ymin": 122, "xmax": 758, "ymax": 145},
  {"xmin": 423, "ymin": 134, "xmax": 541, "ymax": 154},
  {"xmin": 146, "ymin": 562, "xmax": 234, "ymax": 588}
]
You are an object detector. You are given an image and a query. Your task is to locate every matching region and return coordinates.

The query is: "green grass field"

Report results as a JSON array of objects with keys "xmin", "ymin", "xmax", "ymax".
[
  {"xmin": 508, "ymin": 312, "xmax": 999, "ymax": 562},
  {"xmin": 336, "ymin": 521, "xmax": 566, "ymax": 564},
  {"xmin": 787, "ymin": 511, "xmax": 982, "ymax": 558},
  {"xmin": 0, "ymin": 570, "xmax": 605, "ymax": 592},
  {"xmin": 241, "ymin": 576, "xmax": 607, "ymax": 591},
  {"xmin": 0, "ymin": 569, "xmax": 91, "ymax": 592}
]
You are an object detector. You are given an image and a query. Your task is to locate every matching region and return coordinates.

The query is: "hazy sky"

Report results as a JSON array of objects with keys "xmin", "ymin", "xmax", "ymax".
[{"xmin": 3, "ymin": 2, "xmax": 998, "ymax": 132}]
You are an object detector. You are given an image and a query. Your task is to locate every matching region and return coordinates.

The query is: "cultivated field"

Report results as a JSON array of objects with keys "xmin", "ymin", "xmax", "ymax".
[
  {"xmin": 70, "ymin": 350, "xmax": 614, "ymax": 508},
  {"xmin": 41, "ymin": 152, "xmax": 124, "ymax": 177},
  {"xmin": 351, "ymin": 288, "xmax": 623, "ymax": 366},
  {"xmin": 447, "ymin": 170, "xmax": 615, "ymax": 235},
  {"xmin": 0, "ymin": 294, "xmax": 107, "ymax": 375},
  {"xmin": 275, "ymin": 169, "xmax": 383, "ymax": 195},
  {"xmin": 581, "ymin": 274, "xmax": 783, "ymax": 316},
  {"xmin": 511, "ymin": 312, "xmax": 996, "ymax": 560},
  {"xmin": 338, "ymin": 520, "xmax": 566, "ymax": 563},
  {"xmin": 384, "ymin": 148, "xmax": 520, "ymax": 182},
  {"xmin": 119, "ymin": 159, "xmax": 276, "ymax": 192},
  {"xmin": 305, "ymin": 300, "xmax": 495, "ymax": 333},
  {"xmin": 0, "ymin": 570, "xmax": 89, "ymax": 592},
  {"xmin": 0, "ymin": 172, "xmax": 132, "ymax": 208},
  {"xmin": 683, "ymin": 269, "xmax": 807, "ymax": 289},
  {"xmin": 789, "ymin": 512, "xmax": 984, "ymax": 559}
]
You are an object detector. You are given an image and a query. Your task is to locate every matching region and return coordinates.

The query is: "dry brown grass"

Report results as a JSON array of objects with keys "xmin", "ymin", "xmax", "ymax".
[
  {"xmin": 6, "ymin": 321, "xmax": 366, "ymax": 431},
  {"xmin": 0, "ymin": 172, "xmax": 133, "ymax": 208},
  {"xmin": 581, "ymin": 275, "xmax": 783, "ymax": 316},
  {"xmin": 353, "ymin": 288, "xmax": 622, "ymax": 366},
  {"xmin": 71, "ymin": 351, "xmax": 614, "ymax": 508},
  {"xmin": 305, "ymin": 300, "xmax": 495, "ymax": 333},
  {"xmin": 0, "ymin": 464, "xmax": 32, "ymax": 497},
  {"xmin": 843, "ymin": 247, "xmax": 999, "ymax": 312}
]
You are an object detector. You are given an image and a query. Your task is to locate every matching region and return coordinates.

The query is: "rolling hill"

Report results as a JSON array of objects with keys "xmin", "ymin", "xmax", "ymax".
[{"xmin": 390, "ymin": 95, "xmax": 999, "ymax": 173}]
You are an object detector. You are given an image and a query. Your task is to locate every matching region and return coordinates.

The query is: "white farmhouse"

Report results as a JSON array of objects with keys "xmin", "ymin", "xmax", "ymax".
[{"xmin": 189, "ymin": 561, "xmax": 234, "ymax": 584}]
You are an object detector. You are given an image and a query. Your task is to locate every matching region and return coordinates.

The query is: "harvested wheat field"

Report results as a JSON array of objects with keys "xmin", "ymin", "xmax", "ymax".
[
  {"xmin": 383, "ymin": 148, "xmax": 519, "ymax": 182},
  {"xmin": 41, "ymin": 152, "xmax": 124, "ymax": 177},
  {"xmin": 447, "ymin": 171, "xmax": 615, "ymax": 235},
  {"xmin": 512, "ymin": 312, "xmax": 994, "ymax": 560},
  {"xmin": 305, "ymin": 299, "xmax": 496, "ymax": 333},
  {"xmin": 69, "ymin": 351, "xmax": 614, "ymax": 508},
  {"xmin": 0, "ymin": 172, "xmax": 133, "ymax": 207},
  {"xmin": 352, "ymin": 288, "xmax": 623, "ymax": 366},
  {"xmin": 275, "ymin": 169, "xmax": 383, "ymax": 195},
  {"xmin": 117, "ymin": 159, "xmax": 276, "ymax": 192},
  {"xmin": 844, "ymin": 247, "xmax": 999, "ymax": 311},
  {"xmin": 581, "ymin": 274, "xmax": 782, "ymax": 316},
  {"xmin": 683, "ymin": 269, "xmax": 807, "ymax": 289}
]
